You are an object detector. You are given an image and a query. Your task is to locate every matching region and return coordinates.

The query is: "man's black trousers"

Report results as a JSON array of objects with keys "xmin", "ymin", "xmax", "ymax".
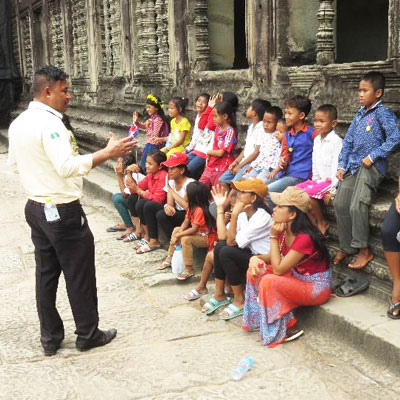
[{"xmin": 25, "ymin": 200, "xmax": 100, "ymax": 348}]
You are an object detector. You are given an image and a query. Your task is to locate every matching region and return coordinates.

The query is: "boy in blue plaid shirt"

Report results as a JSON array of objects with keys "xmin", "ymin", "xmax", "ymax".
[{"xmin": 334, "ymin": 71, "xmax": 400, "ymax": 269}]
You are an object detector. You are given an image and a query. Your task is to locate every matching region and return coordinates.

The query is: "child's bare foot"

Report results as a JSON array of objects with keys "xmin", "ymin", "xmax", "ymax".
[
  {"xmin": 348, "ymin": 249, "xmax": 374, "ymax": 269},
  {"xmin": 333, "ymin": 251, "xmax": 348, "ymax": 265}
]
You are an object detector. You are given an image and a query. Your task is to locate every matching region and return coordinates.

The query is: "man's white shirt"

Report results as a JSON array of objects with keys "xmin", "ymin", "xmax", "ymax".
[{"xmin": 8, "ymin": 101, "xmax": 93, "ymax": 204}]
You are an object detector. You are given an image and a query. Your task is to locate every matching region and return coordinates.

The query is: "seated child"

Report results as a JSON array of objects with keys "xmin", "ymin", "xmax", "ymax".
[
  {"xmin": 186, "ymin": 93, "xmax": 211, "ymax": 179},
  {"xmin": 185, "ymin": 186, "xmax": 238, "ymax": 301},
  {"xmin": 202, "ymin": 179, "xmax": 273, "ymax": 321},
  {"xmin": 199, "ymin": 101, "xmax": 237, "ymax": 189},
  {"xmin": 159, "ymin": 97, "xmax": 191, "ymax": 158},
  {"xmin": 267, "ymin": 96, "xmax": 317, "ymax": 193},
  {"xmin": 133, "ymin": 94, "xmax": 169, "ymax": 173},
  {"xmin": 108, "ymin": 154, "xmax": 137, "ymax": 239},
  {"xmin": 124, "ymin": 150, "xmax": 168, "ymax": 253},
  {"xmin": 161, "ymin": 181, "xmax": 217, "ymax": 281},
  {"xmin": 296, "ymin": 104, "xmax": 342, "ymax": 236},
  {"xmin": 219, "ymin": 99, "xmax": 270, "ymax": 184},
  {"xmin": 243, "ymin": 106, "xmax": 283, "ymax": 182},
  {"xmin": 334, "ymin": 71, "xmax": 400, "ymax": 269},
  {"xmin": 156, "ymin": 152, "xmax": 195, "ymax": 243}
]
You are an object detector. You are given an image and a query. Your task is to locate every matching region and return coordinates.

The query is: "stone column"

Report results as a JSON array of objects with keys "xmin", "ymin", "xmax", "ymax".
[
  {"xmin": 193, "ymin": 0, "xmax": 209, "ymax": 71},
  {"xmin": 316, "ymin": 0, "xmax": 335, "ymax": 65}
]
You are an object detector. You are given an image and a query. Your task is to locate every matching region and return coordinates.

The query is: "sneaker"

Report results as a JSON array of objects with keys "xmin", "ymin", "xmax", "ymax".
[{"xmin": 284, "ymin": 328, "xmax": 304, "ymax": 342}]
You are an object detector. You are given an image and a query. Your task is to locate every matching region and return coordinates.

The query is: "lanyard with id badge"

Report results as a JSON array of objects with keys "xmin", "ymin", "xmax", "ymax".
[{"xmin": 44, "ymin": 198, "xmax": 61, "ymax": 222}]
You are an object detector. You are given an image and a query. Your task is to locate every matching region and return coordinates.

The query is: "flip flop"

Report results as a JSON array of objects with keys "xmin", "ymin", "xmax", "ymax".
[
  {"xmin": 158, "ymin": 260, "xmax": 172, "ymax": 270},
  {"xmin": 333, "ymin": 276, "xmax": 370, "ymax": 297},
  {"xmin": 202, "ymin": 297, "xmax": 232, "ymax": 315},
  {"xmin": 123, "ymin": 233, "xmax": 141, "ymax": 243},
  {"xmin": 176, "ymin": 271, "xmax": 195, "ymax": 281},
  {"xmin": 136, "ymin": 242, "xmax": 162, "ymax": 254},
  {"xmin": 106, "ymin": 225, "xmax": 126, "ymax": 232},
  {"xmin": 184, "ymin": 288, "xmax": 208, "ymax": 301},
  {"xmin": 387, "ymin": 300, "xmax": 400, "ymax": 319},
  {"xmin": 219, "ymin": 303, "xmax": 243, "ymax": 320},
  {"xmin": 116, "ymin": 231, "xmax": 133, "ymax": 241}
]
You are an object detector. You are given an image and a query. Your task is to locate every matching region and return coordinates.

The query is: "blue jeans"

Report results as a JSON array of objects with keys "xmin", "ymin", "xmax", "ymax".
[
  {"xmin": 244, "ymin": 167, "xmax": 272, "ymax": 183},
  {"xmin": 219, "ymin": 164, "xmax": 249, "ymax": 183},
  {"xmin": 266, "ymin": 175, "xmax": 304, "ymax": 193},
  {"xmin": 112, "ymin": 193, "xmax": 133, "ymax": 228},
  {"xmin": 187, "ymin": 152, "xmax": 206, "ymax": 178},
  {"xmin": 140, "ymin": 143, "xmax": 161, "ymax": 172}
]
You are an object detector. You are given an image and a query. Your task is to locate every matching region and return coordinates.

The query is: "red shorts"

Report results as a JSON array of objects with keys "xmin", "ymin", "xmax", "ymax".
[{"xmin": 199, "ymin": 167, "xmax": 226, "ymax": 189}]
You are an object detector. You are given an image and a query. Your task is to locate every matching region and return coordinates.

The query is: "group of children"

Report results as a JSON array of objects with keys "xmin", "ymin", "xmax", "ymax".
[{"xmin": 107, "ymin": 71, "xmax": 400, "ymax": 345}]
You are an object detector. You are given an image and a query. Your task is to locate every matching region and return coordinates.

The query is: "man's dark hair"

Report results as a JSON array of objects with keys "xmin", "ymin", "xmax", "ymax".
[
  {"xmin": 265, "ymin": 106, "xmax": 283, "ymax": 121},
  {"xmin": 33, "ymin": 66, "xmax": 69, "ymax": 95},
  {"xmin": 316, "ymin": 104, "xmax": 338, "ymax": 120},
  {"xmin": 284, "ymin": 95, "xmax": 312, "ymax": 117},
  {"xmin": 361, "ymin": 71, "xmax": 385, "ymax": 94},
  {"xmin": 251, "ymin": 99, "xmax": 271, "ymax": 121}
]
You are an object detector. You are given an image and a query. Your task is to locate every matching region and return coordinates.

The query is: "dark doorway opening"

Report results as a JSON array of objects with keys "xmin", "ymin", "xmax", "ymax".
[
  {"xmin": 208, "ymin": 0, "xmax": 248, "ymax": 70},
  {"xmin": 336, "ymin": 0, "xmax": 388, "ymax": 63},
  {"xmin": 233, "ymin": 0, "xmax": 248, "ymax": 69}
]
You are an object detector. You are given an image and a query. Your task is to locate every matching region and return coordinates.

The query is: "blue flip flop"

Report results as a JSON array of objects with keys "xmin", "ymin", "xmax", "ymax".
[
  {"xmin": 202, "ymin": 297, "xmax": 232, "ymax": 315},
  {"xmin": 219, "ymin": 303, "xmax": 243, "ymax": 320}
]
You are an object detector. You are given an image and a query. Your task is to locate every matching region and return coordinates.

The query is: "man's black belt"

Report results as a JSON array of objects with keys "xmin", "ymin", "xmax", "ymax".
[{"xmin": 28, "ymin": 199, "xmax": 80, "ymax": 208}]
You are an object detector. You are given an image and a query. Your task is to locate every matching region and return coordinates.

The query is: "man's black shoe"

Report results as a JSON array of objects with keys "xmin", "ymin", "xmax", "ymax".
[
  {"xmin": 76, "ymin": 329, "xmax": 117, "ymax": 352},
  {"xmin": 43, "ymin": 345, "xmax": 60, "ymax": 356}
]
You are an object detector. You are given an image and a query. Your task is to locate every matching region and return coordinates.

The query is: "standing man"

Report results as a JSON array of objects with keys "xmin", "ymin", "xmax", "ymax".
[{"xmin": 8, "ymin": 66, "xmax": 136, "ymax": 356}]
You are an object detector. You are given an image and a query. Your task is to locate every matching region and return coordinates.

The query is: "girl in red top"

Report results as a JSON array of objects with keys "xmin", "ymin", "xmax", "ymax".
[
  {"xmin": 124, "ymin": 150, "xmax": 168, "ymax": 253},
  {"xmin": 199, "ymin": 101, "xmax": 237, "ymax": 189},
  {"xmin": 242, "ymin": 187, "xmax": 332, "ymax": 347},
  {"xmin": 163, "ymin": 181, "xmax": 217, "ymax": 280}
]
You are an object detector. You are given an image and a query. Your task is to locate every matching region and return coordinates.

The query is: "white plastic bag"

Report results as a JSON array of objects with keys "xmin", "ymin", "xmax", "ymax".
[{"xmin": 171, "ymin": 245, "xmax": 185, "ymax": 275}]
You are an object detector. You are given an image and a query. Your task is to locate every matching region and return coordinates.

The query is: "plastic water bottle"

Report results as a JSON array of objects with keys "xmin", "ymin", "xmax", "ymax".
[
  {"xmin": 44, "ymin": 198, "xmax": 60, "ymax": 222},
  {"xmin": 231, "ymin": 357, "xmax": 253, "ymax": 381}
]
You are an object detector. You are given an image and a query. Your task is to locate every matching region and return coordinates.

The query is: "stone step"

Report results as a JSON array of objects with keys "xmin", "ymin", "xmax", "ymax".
[{"xmin": 197, "ymin": 281, "xmax": 399, "ymax": 373}]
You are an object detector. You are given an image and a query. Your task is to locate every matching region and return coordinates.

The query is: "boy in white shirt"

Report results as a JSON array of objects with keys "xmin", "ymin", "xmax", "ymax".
[
  {"xmin": 219, "ymin": 99, "xmax": 270, "ymax": 184},
  {"xmin": 243, "ymin": 106, "xmax": 283, "ymax": 182},
  {"xmin": 296, "ymin": 104, "xmax": 342, "ymax": 235}
]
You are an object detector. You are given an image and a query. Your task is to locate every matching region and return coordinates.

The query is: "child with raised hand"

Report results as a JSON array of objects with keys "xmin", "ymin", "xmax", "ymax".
[
  {"xmin": 243, "ymin": 106, "xmax": 282, "ymax": 182},
  {"xmin": 162, "ymin": 181, "xmax": 217, "ymax": 281},
  {"xmin": 296, "ymin": 104, "xmax": 342, "ymax": 236},
  {"xmin": 133, "ymin": 94, "xmax": 169, "ymax": 173},
  {"xmin": 185, "ymin": 185, "xmax": 238, "ymax": 301},
  {"xmin": 160, "ymin": 97, "xmax": 191, "ymax": 159},
  {"xmin": 267, "ymin": 95, "xmax": 317, "ymax": 193},
  {"xmin": 219, "ymin": 99, "xmax": 270, "ymax": 184},
  {"xmin": 124, "ymin": 150, "xmax": 168, "ymax": 253},
  {"xmin": 202, "ymin": 179, "xmax": 272, "ymax": 320},
  {"xmin": 334, "ymin": 71, "xmax": 400, "ymax": 270},
  {"xmin": 199, "ymin": 101, "xmax": 237, "ymax": 189},
  {"xmin": 186, "ymin": 93, "xmax": 211, "ymax": 178},
  {"xmin": 198, "ymin": 91, "xmax": 239, "ymax": 136}
]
